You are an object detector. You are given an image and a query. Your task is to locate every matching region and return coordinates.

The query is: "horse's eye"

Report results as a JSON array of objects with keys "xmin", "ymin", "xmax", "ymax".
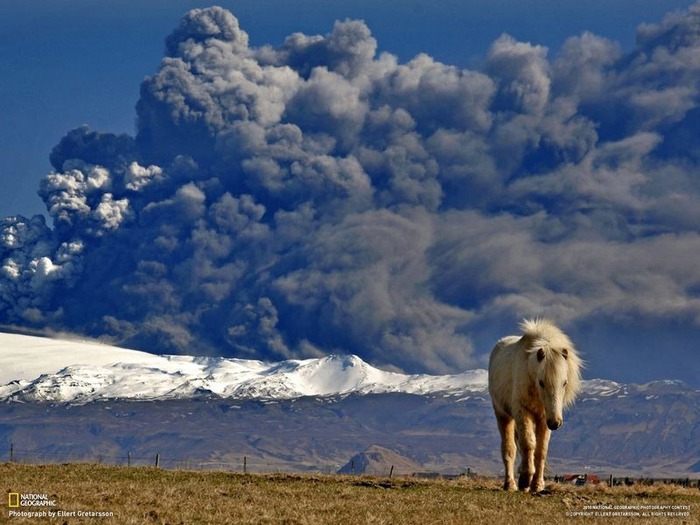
[
  {"xmin": 563, "ymin": 380, "xmax": 568, "ymax": 387},
  {"xmin": 538, "ymin": 380, "xmax": 544, "ymax": 388}
]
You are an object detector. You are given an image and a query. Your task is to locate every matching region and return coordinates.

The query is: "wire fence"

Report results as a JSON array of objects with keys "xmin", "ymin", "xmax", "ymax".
[
  {"xmin": 3, "ymin": 443, "xmax": 428, "ymax": 477},
  {"xmin": 3, "ymin": 443, "xmax": 700, "ymax": 488}
]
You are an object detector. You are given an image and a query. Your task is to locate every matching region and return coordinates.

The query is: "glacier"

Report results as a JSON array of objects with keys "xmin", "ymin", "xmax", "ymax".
[
  {"xmin": 0, "ymin": 331, "xmax": 626, "ymax": 404},
  {"xmin": 0, "ymin": 332, "xmax": 488, "ymax": 403}
]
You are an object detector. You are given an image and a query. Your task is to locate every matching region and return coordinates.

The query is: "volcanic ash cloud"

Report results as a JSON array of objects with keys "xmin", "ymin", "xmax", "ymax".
[{"xmin": 2, "ymin": 5, "xmax": 700, "ymax": 375}]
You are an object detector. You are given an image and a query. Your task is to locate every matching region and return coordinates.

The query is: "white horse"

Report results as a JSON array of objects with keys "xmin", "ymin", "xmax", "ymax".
[{"xmin": 488, "ymin": 319, "xmax": 582, "ymax": 492}]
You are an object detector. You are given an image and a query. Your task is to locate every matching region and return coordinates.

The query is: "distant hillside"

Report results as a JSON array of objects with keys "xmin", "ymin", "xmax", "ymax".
[
  {"xmin": 0, "ymin": 387, "xmax": 698, "ymax": 477},
  {"xmin": 338, "ymin": 445, "xmax": 423, "ymax": 476}
]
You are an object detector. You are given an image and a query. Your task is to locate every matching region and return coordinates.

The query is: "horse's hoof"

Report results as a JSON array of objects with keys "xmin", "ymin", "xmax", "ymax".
[
  {"xmin": 532, "ymin": 489, "xmax": 552, "ymax": 496},
  {"xmin": 518, "ymin": 481, "xmax": 532, "ymax": 491}
]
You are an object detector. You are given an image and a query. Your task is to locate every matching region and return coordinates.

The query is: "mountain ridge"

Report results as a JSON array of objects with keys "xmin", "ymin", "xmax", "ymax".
[
  {"xmin": 0, "ymin": 332, "xmax": 490, "ymax": 403},
  {"xmin": 0, "ymin": 332, "xmax": 660, "ymax": 404}
]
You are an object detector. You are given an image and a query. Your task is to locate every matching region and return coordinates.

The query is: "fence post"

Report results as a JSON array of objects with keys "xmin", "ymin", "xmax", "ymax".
[
  {"xmin": 155, "ymin": 453, "xmax": 160, "ymax": 468},
  {"xmin": 243, "ymin": 456, "xmax": 247, "ymax": 474},
  {"xmin": 127, "ymin": 452, "xmax": 131, "ymax": 467},
  {"xmin": 351, "ymin": 460, "xmax": 355, "ymax": 475},
  {"xmin": 10, "ymin": 442, "xmax": 14, "ymax": 462},
  {"xmin": 389, "ymin": 465, "xmax": 394, "ymax": 478}
]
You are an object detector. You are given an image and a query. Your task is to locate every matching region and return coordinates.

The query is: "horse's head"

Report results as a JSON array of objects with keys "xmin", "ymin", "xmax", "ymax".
[{"xmin": 532, "ymin": 347, "xmax": 571, "ymax": 431}]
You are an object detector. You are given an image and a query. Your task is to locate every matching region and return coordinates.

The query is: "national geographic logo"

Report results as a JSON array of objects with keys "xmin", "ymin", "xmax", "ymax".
[
  {"xmin": 7, "ymin": 492, "xmax": 57, "ymax": 507},
  {"xmin": 6, "ymin": 491, "xmax": 115, "ymax": 519}
]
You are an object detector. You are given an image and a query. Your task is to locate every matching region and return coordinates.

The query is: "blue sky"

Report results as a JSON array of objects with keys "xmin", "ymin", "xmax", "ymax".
[{"xmin": 1, "ymin": 1, "xmax": 699, "ymax": 386}]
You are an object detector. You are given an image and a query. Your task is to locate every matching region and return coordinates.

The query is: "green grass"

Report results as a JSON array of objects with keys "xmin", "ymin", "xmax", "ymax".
[{"xmin": 1, "ymin": 463, "xmax": 698, "ymax": 524}]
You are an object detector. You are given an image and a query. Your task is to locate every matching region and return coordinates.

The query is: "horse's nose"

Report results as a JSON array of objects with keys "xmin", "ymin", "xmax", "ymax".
[{"xmin": 547, "ymin": 419, "xmax": 562, "ymax": 431}]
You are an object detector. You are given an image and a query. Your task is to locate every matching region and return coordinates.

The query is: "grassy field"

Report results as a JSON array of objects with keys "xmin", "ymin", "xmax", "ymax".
[{"xmin": 1, "ymin": 463, "xmax": 697, "ymax": 524}]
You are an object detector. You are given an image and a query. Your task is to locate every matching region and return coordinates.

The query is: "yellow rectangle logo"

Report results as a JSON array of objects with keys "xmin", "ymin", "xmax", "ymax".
[{"xmin": 8, "ymin": 493, "xmax": 20, "ymax": 507}]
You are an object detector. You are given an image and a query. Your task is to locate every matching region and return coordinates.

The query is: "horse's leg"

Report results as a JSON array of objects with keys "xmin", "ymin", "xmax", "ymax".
[
  {"xmin": 516, "ymin": 413, "xmax": 536, "ymax": 491},
  {"xmin": 530, "ymin": 419, "xmax": 551, "ymax": 493},
  {"xmin": 497, "ymin": 414, "xmax": 517, "ymax": 491}
]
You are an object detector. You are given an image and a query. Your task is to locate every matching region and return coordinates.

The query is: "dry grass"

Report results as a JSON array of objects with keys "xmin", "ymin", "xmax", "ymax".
[{"xmin": 1, "ymin": 463, "xmax": 698, "ymax": 524}]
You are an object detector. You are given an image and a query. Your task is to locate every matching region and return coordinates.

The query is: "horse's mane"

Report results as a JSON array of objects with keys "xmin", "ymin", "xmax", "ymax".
[{"xmin": 520, "ymin": 318, "xmax": 583, "ymax": 407}]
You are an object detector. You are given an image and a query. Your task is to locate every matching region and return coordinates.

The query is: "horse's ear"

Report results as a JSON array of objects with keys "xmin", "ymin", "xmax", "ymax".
[
  {"xmin": 562, "ymin": 348, "xmax": 569, "ymax": 360},
  {"xmin": 536, "ymin": 348, "xmax": 545, "ymax": 362}
]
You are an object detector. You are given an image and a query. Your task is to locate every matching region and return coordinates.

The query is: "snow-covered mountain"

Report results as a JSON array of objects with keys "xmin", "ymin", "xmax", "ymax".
[
  {"xmin": 0, "ymin": 332, "xmax": 490, "ymax": 403},
  {"xmin": 0, "ymin": 332, "xmax": 645, "ymax": 404}
]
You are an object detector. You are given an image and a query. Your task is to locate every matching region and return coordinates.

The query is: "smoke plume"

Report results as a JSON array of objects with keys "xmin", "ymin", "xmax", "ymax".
[{"xmin": 2, "ymin": 5, "xmax": 700, "ymax": 379}]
